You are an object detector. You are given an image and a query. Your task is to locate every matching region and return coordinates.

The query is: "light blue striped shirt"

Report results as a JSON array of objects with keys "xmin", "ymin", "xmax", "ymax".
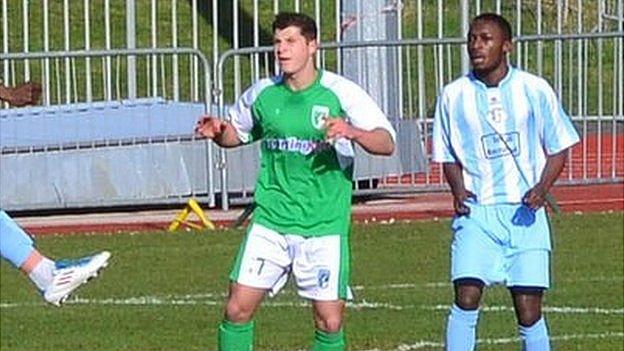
[{"xmin": 432, "ymin": 66, "xmax": 580, "ymax": 205}]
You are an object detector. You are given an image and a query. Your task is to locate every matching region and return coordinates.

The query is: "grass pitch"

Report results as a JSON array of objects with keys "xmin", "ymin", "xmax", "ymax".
[{"xmin": 1, "ymin": 212, "xmax": 622, "ymax": 350}]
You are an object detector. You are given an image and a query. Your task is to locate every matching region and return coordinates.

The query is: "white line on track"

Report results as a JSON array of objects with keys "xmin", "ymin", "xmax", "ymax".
[
  {"xmin": 352, "ymin": 276, "xmax": 624, "ymax": 291},
  {"xmin": 363, "ymin": 331, "xmax": 624, "ymax": 351},
  {"xmin": 2, "ymin": 296, "xmax": 622, "ymax": 315}
]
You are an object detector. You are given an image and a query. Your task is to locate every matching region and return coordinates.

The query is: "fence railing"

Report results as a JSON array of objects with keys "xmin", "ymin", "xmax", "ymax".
[
  {"xmin": 214, "ymin": 32, "xmax": 624, "ymax": 208},
  {"xmin": 0, "ymin": 48, "xmax": 218, "ymax": 211}
]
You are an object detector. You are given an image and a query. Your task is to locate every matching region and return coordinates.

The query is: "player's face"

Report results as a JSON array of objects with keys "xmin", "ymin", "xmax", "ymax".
[
  {"xmin": 273, "ymin": 26, "xmax": 317, "ymax": 75},
  {"xmin": 467, "ymin": 20, "xmax": 511, "ymax": 75}
]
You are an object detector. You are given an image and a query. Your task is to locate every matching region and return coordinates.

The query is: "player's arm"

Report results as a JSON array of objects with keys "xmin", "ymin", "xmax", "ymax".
[
  {"xmin": 325, "ymin": 118, "xmax": 394, "ymax": 156},
  {"xmin": 442, "ymin": 162, "xmax": 476, "ymax": 216},
  {"xmin": 194, "ymin": 116, "xmax": 242, "ymax": 148},
  {"xmin": 522, "ymin": 149, "xmax": 567, "ymax": 210}
]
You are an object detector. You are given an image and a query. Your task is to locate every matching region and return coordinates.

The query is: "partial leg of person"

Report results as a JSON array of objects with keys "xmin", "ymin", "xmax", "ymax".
[
  {"xmin": 507, "ymin": 248, "xmax": 551, "ymax": 351},
  {"xmin": 506, "ymin": 206, "xmax": 552, "ymax": 351},
  {"xmin": 446, "ymin": 278, "xmax": 484, "ymax": 351},
  {"xmin": 0, "ymin": 210, "xmax": 110, "ymax": 306},
  {"xmin": 290, "ymin": 233, "xmax": 350, "ymax": 351},
  {"xmin": 511, "ymin": 287, "xmax": 549, "ymax": 351},
  {"xmin": 219, "ymin": 223, "xmax": 291, "ymax": 351},
  {"xmin": 0, "ymin": 210, "xmax": 55, "ymax": 290},
  {"xmin": 446, "ymin": 204, "xmax": 507, "ymax": 351},
  {"xmin": 218, "ymin": 283, "xmax": 266, "ymax": 351},
  {"xmin": 312, "ymin": 300, "xmax": 346, "ymax": 351}
]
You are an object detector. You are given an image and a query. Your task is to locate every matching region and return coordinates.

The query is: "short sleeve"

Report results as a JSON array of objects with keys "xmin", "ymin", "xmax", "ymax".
[
  {"xmin": 338, "ymin": 81, "xmax": 396, "ymax": 142},
  {"xmin": 432, "ymin": 91, "xmax": 457, "ymax": 163},
  {"xmin": 228, "ymin": 78, "xmax": 275, "ymax": 144},
  {"xmin": 536, "ymin": 82, "xmax": 580, "ymax": 155}
]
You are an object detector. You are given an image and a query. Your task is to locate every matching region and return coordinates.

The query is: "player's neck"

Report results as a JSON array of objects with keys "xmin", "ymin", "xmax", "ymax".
[
  {"xmin": 284, "ymin": 65, "xmax": 318, "ymax": 91},
  {"xmin": 474, "ymin": 63, "xmax": 509, "ymax": 87}
]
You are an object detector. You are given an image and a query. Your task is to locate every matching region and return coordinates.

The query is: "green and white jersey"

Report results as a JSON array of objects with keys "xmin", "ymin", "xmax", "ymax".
[{"xmin": 229, "ymin": 70, "xmax": 395, "ymax": 237}]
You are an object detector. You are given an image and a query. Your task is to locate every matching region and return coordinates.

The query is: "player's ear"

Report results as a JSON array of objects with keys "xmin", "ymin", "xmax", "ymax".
[
  {"xmin": 503, "ymin": 39, "xmax": 513, "ymax": 54},
  {"xmin": 308, "ymin": 38, "xmax": 318, "ymax": 55}
]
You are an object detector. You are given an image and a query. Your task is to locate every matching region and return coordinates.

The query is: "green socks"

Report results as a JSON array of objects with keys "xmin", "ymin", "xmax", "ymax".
[
  {"xmin": 218, "ymin": 320, "xmax": 254, "ymax": 351},
  {"xmin": 218, "ymin": 321, "xmax": 344, "ymax": 350},
  {"xmin": 312, "ymin": 329, "xmax": 345, "ymax": 351}
]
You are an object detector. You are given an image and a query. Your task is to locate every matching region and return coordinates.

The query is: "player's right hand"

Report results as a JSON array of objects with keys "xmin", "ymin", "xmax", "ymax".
[
  {"xmin": 453, "ymin": 189, "xmax": 476, "ymax": 216},
  {"xmin": 195, "ymin": 116, "xmax": 226, "ymax": 139}
]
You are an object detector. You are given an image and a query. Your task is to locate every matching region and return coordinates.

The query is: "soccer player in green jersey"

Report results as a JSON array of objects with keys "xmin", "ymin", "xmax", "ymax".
[{"xmin": 195, "ymin": 12, "xmax": 396, "ymax": 351}]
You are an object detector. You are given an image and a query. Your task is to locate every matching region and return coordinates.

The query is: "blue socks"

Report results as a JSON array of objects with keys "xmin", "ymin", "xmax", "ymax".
[
  {"xmin": 446, "ymin": 304, "xmax": 479, "ymax": 351},
  {"xmin": 519, "ymin": 317, "xmax": 550, "ymax": 351},
  {"xmin": 0, "ymin": 210, "xmax": 35, "ymax": 268}
]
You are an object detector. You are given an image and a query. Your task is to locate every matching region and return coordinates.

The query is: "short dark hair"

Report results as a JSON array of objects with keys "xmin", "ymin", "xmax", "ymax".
[
  {"xmin": 471, "ymin": 13, "xmax": 512, "ymax": 41},
  {"xmin": 272, "ymin": 12, "xmax": 317, "ymax": 42}
]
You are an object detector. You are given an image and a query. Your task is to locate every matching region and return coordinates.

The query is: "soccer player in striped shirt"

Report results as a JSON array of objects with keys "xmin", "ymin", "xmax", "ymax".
[
  {"xmin": 432, "ymin": 13, "xmax": 579, "ymax": 351},
  {"xmin": 195, "ymin": 12, "xmax": 395, "ymax": 351}
]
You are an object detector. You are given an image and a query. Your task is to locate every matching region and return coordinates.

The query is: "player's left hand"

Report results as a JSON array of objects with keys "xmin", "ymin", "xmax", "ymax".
[
  {"xmin": 522, "ymin": 185, "xmax": 547, "ymax": 210},
  {"xmin": 324, "ymin": 117, "xmax": 363, "ymax": 141}
]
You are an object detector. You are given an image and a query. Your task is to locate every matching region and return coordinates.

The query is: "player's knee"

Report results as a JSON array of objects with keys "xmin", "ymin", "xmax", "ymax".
[
  {"xmin": 455, "ymin": 295, "xmax": 480, "ymax": 310},
  {"xmin": 316, "ymin": 315, "xmax": 343, "ymax": 333},
  {"xmin": 454, "ymin": 278, "xmax": 483, "ymax": 310},
  {"xmin": 517, "ymin": 310, "xmax": 541, "ymax": 327},
  {"xmin": 224, "ymin": 300, "xmax": 255, "ymax": 323},
  {"xmin": 454, "ymin": 289, "xmax": 481, "ymax": 310}
]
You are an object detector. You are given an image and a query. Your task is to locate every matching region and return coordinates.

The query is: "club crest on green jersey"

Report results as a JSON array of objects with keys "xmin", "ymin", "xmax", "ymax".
[{"xmin": 311, "ymin": 105, "xmax": 330, "ymax": 130}]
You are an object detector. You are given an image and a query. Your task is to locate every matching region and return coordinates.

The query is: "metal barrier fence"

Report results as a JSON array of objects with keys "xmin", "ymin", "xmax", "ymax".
[
  {"xmin": 2, "ymin": 1, "xmax": 622, "ymax": 100},
  {"xmin": 0, "ymin": 48, "xmax": 218, "ymax": 211},
  {"xmin": 1, "ymin": 1, "xmax": 623, "ymax": 211},
  {"xmin": 215, "ymin": 31, "xmax": 624, "ymax": 208}
]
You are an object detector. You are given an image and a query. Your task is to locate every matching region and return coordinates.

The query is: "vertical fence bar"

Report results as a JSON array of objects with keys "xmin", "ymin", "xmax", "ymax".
[
  {"xmin": 171, "ymin": 0, "xmax": 179, "ymax": 101},
  {"xmin": 576, "ymin": 0, "xmax": 586, "ymax": 180},
  {"xmin": 63, "ymin": 0, "xmax": 71, "ymax": 103},
  {"xmin": 42, "ymin": 0, "xmax": 50, "ymax": 105},
  {"xmin": 397, "ymin": 0, "xmax": 403, "ymax": 120},
  {"xmin": 212, "ymin": 0, "xmax": 218, "ymax": 90},
  {"xmin": 597, "ymin": 0, "xmax": 603, "ymax": 178},
  {"xmin": 151, "ymin": 0, "xmax": 158, "ymax": 97},
  {"xmin": 616, "ymin": 0, "xmax": 623, "ymax": 178},
  {"xmin": 555, "ymin": 0, "xmax": 562, "ymax": 95},
  {"xmin": 516, "ymin": 0, "xmax": 522, "ymax": 68},
  {"xmin": 435, "ymin": 0, "xmax": 444, "ymax": 185},
  {"xmin": 233, "ymin": 0, "xmax": 241, "ymax": 97},
  {"xmin": 335, "ymin": 0, "xmax": 341, "ymax": 74},
  {"xmin": 22, "ymin": 0, "xmax": 30, "ymax": 81},
  {"xmin": 315, "ymin": 0, "xmax": 321, "ymax": 68},
  {"xmin": 191, "ymin": 0, "xmax": 198, "ymax": 101},
  {"xmin": 84, "ymin": 0, "xmax": 92, "ymax": 102},
  {"xmin": 126, "ymin": 0, "xmax": 137, "ymax": 100},
  {"xmin": 253, "ymin": 0, "xmax": 260, "ymax": 81},
  {"xmin": 460, "ymin": 0, "xmax": 469, "ymax": 74},
  {"xmin": 2, "ymin": 0, "xmax": 9, "ymax": 92},
  {"xmin": 417, "ymin": 0, "xmax": 427, "ymax": 183},
  {"xmin": 104, "ymin": 0, "xmax": 112, "ymax": 100},
  {"xmin": 537, "ymin": 0, "xmax": 543, "ymax": 76}
]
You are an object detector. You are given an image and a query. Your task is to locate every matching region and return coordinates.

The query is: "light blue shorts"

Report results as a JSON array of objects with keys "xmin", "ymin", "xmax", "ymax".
[{"xmin": 450, "ymin": 202, "xmax": 552, "ymax": 289}]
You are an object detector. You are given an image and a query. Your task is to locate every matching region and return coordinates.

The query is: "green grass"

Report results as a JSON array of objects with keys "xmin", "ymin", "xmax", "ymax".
[{"xmin": 1, "ymin": 211, "xmax": 623, "ymax": 350}]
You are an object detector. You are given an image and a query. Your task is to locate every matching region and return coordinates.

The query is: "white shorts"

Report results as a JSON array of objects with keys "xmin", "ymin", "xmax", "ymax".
[{"xmin": 229, "ymin": 223, "xmax": 353, "ymax": 301}]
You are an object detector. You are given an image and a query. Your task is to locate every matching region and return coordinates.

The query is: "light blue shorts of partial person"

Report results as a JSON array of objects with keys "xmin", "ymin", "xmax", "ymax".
[{"xmin": 450, "ymin": 201, "xmax": 552, "ymax": 289}]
